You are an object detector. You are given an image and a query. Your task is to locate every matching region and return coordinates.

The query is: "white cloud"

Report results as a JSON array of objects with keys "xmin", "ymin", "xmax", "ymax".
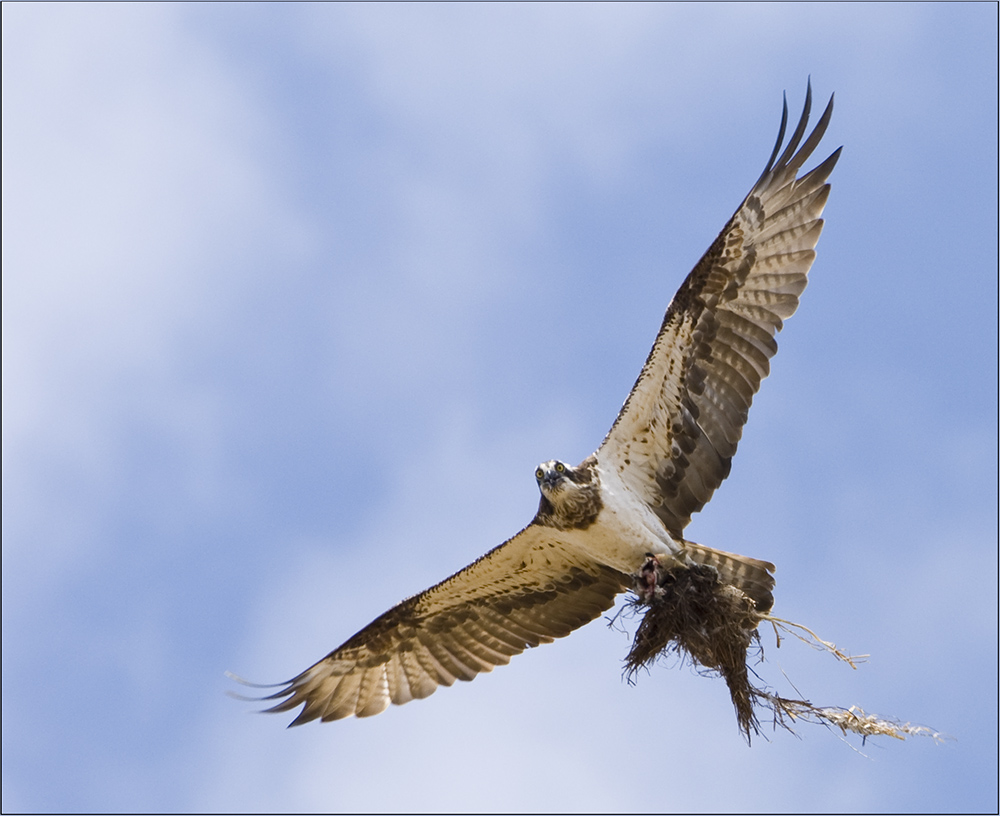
[{"xmin": 3, "ymin": 5, "xmax": 306, "ymax": 573}]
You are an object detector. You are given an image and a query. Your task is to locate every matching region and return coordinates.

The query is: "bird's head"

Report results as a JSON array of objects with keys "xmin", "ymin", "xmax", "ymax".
[
  {"xmin": 535, "ymin": 459, "xmax": 596, "ymax": 503},
  {"xmin": 533, "ymin": 457, "xmax": 602, "ymax": 529},
  {"xmin": 535, "ymin": 459, "xmax": 570, "ymax": 501}
]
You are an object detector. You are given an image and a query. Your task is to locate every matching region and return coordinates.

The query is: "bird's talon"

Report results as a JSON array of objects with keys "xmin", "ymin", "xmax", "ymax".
[{"xmin": 636, "ymin": 554, "xmax": 665, "ymax": 602}]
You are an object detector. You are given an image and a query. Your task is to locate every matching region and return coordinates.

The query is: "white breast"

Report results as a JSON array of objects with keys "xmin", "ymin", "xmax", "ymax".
[{"xmin": 565, "ymin": 460, "xmax": 684, "ymax": 574}]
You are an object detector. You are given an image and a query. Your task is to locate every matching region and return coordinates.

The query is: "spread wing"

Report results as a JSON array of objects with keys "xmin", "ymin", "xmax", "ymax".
[
  {"xmin": 249, "ymin": 525, "xmax": 629, "ymax": 725},
  {"xmin": 598, "ymin": 83, "xmax": 841, "ymax": 537}
]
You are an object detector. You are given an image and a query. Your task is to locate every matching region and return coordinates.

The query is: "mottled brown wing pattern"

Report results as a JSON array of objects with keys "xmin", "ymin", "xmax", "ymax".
[
  {"xmin": 256, "ymin": 525, "xmax": 629, "ymax": 725},
  {"xmin": 598, "ymin": 83, "xmax": 841, "ymax": 537}
]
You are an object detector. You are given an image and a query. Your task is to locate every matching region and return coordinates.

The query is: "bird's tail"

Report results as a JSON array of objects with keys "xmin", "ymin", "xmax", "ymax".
[{"xmin": 683, "ymin": 542, "xmax": 776, "ymax": 613}]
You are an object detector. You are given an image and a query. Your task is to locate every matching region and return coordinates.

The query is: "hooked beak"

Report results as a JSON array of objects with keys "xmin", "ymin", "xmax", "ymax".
[{"xmin": 540, "ymin": 470, "xmax": 564, "ymax": 491}]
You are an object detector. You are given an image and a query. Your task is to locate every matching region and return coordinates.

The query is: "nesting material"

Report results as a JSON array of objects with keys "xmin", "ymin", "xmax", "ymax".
[
  {"xmin": 625, "ymin": 562, "xmax": 765, "ymax": 737},
  {"xmin": 761, "ymin": 698, "xmax": 946, "ymax": 743},
  {"xmin": 623, "ymin": 560, "xmax": 942, "ymax": 744}
]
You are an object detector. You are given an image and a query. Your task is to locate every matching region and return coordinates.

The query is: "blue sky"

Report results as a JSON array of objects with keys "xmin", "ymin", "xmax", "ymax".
[{"xmin": 3, "ymin": 3, "xmax": 997, "ymax": 812}]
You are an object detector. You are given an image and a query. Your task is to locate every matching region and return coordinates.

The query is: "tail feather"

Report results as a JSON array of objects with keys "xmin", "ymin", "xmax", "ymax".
[{"xmin": 683, "ymin": 542, "xmax": 776, "ymax": 613}]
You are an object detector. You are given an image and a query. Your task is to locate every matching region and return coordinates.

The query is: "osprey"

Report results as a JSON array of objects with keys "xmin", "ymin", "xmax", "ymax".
[{"xmin": 241, "ymin": 83, "xmax": 841, "ymax": 725}]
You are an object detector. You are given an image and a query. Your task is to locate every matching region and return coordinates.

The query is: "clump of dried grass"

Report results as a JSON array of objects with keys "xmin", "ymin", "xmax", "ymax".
[
  {"xmin": 622, "ymin": 561, "xmax": 942, "ymax": 745},
  {"xmin": 761, "ymin": 698, "xmax": 946, "ymax": 743},
  {"xmin": 625, "ymin": 563, "xmax": 764, "ymax": 735}
]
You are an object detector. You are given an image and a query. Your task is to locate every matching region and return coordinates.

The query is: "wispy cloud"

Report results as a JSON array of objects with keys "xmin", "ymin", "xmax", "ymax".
[{"xmin": 3, "ymin": 3, "xmax": 997, "ymax": 813}]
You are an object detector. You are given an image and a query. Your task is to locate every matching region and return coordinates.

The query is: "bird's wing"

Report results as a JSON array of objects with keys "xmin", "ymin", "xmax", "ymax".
[
  {"xmin": 251, "ymin": 524, "xmax": 629, "ymax": 725},
  {"xmin": 597, "ymin": 83, "xmax": 841, "ymax": 537}
]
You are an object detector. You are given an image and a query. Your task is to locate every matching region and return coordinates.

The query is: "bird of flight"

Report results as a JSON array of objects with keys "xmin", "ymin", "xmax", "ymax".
[{"xmin": 236, "ymin": 82, "xmax": 841, "ymax": 726}]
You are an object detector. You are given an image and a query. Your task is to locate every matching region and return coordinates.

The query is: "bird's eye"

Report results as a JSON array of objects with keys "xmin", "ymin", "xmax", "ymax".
[
  {"xmin": 555, "ymin": 462, "xmax": 565, "ymax": 473},
  {"xmin": 535, "ymin": 468, "xmax": 544, "ymax": 480}
]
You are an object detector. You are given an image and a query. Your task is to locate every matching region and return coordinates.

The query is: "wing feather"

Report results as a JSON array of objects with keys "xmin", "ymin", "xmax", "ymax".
[
  {"xmin": 383, "ymin": 654, "xmax": 412, "ymax": 705},
  {"xmin": 398, "ymin": 650, "xmax": 436, "ymax": 700},
  {"xmin": 598, "ymin": 82, "xmax": 840, "ymax": 536},
  {"xmin": 258, "ymin": 524, "xmax": 629, "ymax": 724},
  {"xmin": 356, "ymin": 667, "xmax": 390, "ymax": 718},
  {"xmin": 411, "ymin": 640, "xmax": 457, "ymax": 687}
]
